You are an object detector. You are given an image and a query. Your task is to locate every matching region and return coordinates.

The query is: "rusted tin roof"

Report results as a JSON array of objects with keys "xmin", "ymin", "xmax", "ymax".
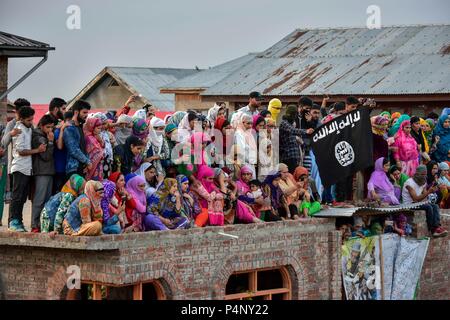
[
  {"xmin": 202, "ymin": 25, "xmax": 450, "ymax": 96},
  {"xmin": 161, "ymin": 53, "xmax": 257, "ymax": 91}
]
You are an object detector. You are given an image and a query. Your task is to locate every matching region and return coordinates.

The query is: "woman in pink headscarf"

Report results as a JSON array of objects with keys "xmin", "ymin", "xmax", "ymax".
[
  {"xmin": 190, "ymin": 165, "xmax": 224, "ymax": 226},
  {"xmin": 235, "ymin": 165, "xmax": 264, "ymax": 223},
  {"xmin": 84, "ymin": 117, "xmax": 105, "ymax": 180},
  {"xmin": 392, "ymin": 120, "xmax": 419, "ymax": 176}
]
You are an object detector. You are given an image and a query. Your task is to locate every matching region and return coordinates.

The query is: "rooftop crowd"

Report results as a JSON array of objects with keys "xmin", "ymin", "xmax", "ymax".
[{"xmin": 0, "ymin": 92, "xmax": 448, "ymax": 238}]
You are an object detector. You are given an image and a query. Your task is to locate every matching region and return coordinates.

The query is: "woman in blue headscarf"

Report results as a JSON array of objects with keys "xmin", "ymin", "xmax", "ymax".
[{"xmin": 432, "ymin": 114, "xmax": 450, "ymax": 162}]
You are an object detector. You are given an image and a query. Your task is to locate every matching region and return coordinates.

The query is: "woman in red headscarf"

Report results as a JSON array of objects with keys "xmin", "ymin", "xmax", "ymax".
[
  {"xmin": 191, "ymin": 165, "xmax": 224, "ymax": 226},
  {"xmin": 84, "ymin": 117, "xmax": 105, "ymax": 180}
]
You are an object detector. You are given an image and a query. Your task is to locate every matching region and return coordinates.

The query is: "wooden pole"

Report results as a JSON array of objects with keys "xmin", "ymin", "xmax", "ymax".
[{"xmin": 378, "ymin": 236, "xmax": 384, "ymax": 300}]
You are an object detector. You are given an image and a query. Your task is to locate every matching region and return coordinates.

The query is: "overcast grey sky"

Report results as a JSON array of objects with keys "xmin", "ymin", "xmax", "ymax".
[{"xmin": 1, "ymin": 0, "xmax": 449, "ymax": 103}]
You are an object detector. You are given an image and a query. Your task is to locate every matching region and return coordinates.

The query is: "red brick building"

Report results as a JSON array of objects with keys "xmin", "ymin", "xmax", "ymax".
[{"xmin": 0, "ymin": 211, "xmax": 448, "ymax": 300}]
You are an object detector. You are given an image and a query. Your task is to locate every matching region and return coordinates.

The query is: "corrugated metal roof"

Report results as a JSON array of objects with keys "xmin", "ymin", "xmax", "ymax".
[
  {"xmin": 313, "ymin": 200, "xmax": 429, "ymax": 218},
  {"xmin": 161, "ymin": 53, "xmax": 257, "ymax": 91},
  {"xmin": 108, "ymin": 67, "xmax": 199, "ymax": 110},
  {"xmin": 0, "ymin": 31, "xmax": 52, "ymax": 49},
  {"xmin": 203, "ymin": 25, "xmax": 450, "ymax": 96}
]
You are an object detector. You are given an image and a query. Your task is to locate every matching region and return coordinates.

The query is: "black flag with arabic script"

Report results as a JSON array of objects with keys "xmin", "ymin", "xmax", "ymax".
[{"xmin": 310, "ymin": 107, "xmax": 373, "ymax": 188}]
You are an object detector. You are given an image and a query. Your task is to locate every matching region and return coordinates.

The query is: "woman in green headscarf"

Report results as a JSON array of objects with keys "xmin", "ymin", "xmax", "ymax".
[
  {"xmin": 41, "ymin": 174, "xmax": 86, "ymax": 234},
  {"xmin": 388, "ymin": 114, "xmax": 410, "ymax": 137},
  {"xmin": 380, "ymin": 111, "xmax": 391, "ymax": 121}
]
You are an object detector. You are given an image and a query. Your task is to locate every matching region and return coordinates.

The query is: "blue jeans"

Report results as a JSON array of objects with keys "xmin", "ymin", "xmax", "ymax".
[{"xmin": 418, "ymin": 203, "xmax": 441, "ymax": 230}]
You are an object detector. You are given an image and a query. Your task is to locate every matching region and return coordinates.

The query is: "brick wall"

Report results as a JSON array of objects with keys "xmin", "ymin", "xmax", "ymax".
[
  {"xmin": 414, "ymin": 212, "xmax": 450, "ymax": 300},
  {"xmin": 0, "ymin": 218, "xmax": 340, "ymax": 300},
  {"xmin": 0, "ymin": 212, "xmax": 448, "ymax": 300}
]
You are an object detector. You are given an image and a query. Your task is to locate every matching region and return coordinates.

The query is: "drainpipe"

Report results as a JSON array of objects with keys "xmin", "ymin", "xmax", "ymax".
[{"xmin": 0, "ymin": 53, "xmax": 48, "ymax": 101}]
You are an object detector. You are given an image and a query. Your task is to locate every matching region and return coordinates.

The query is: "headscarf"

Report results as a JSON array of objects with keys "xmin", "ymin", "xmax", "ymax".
[
  {"xmin": 293, "ymin": 166, "xmax": 309, "ymax": 181},
  {"xmin": 100, "ymin": 180, "xmax": 116, "ymax": 222},
  {"xmin": 167, "ymin": 111, "xmax": 186, "ymax": 127},
  {"xmin": 83, "ymin": 117, "xmax": 102, "ymax": 136},
  {"xmin": 176, "ymin": 174, "xmax": 193, "ymax": 218},
  {"xmin": 413, "ymin": 165, "xmax": 427, "ymax": 186},
  {"xmin": 84, "ymin": 180, "xmax": 103, "ymax": 219},
  {"xmin": 421, "ymin": 118, "xmax": 433, "ymax": 143},
  {"xmin": 149, "ymin": 117, "xmax": 165, "ymax": 149},
  {"xmin": 282, "ymin": 105, "xmax": 298, "ymax": 123},
  {"xmin": 117, "ymin": 114, "xmax": 133, "ymax": 125},
  {"xmin": 92, "ymin": 112, "xmax": 108, "ymax": 123},
  {"xmin": 132, "ymin": 118, "xmax": 149, "ymax": 139},
  {"xmin": 394, "ymin": 120, "xmax": 419, "ymax": 161},
  {"xmin": 236, "ymin": 165, "xmax": 253, "ymax": 195},
  {"xmin": 441, "ymin": 107, "xmax": 450, "ymax": 118},
  {"xmin": 108, "ymin": 172, "xmax": 122, "ymax": 184},
  {"xmin": 164, "ymin": 123, "xmax": 177, "ymax": 134},
  {"xmin": 207, "ymin": 103, "xmax": 224, "ymax": 123},
  {"xmin": 438, "ymin": 161, "xmax": 449, "ymax": 171},
  {"xmin": 153, "ymin": 178, "xmax": 178, "ymax": 211},
  {"xmin": 133, "ymin": 109, "xmax": 147, "ymax": 120},
  {"xmin": 391, "ymin": 112, "xmax": 401, "ymax": 122},
  {"xmin": 164, "ymin": 114, "xmax": 172, "ymax": 124},
  {"xmin": 135, "ymin": 162, "xmax": 153, "ymax": 179},
  {"xmin": 214, "ymin": 117, "xmax": 230, "ymax": 153},
  {"xmin": 367, "ymin": 158, "xmax": 398, "ymax": 204},
  {"xmin": 125, "ymin": 173, "xmax": 137, "ymax": 184},
  {"xmin": 61, "ymin": 174, "xmax": 86, "ymax": 197},
  {"xmin": 252, "ymin": 115, "xmax": 265, "ymax": 131},
  {"xmin": 380, "ymin": 111, "xmax": 391, "ymax": 120},
  {"xmin": 263, "ymin": 171, "xmax": 282, "ymax": 209},
  {"xmin": 197, "ymin": 165, "xmax": 216, "ymax": 194},
  {"xmin": 268, "ymin": 98, "xmax": 282, "ymax": 122},
  {"xmin": 126, "ymin": 175, "xmax": 147, "ymax": 206},
  {"xmin": 388, "ymin": 114, "xmax": 410, "ymax": 136},
  {"xmin": 372, "ymin": 116, "xmax": 389, "ymax": 136},
  {"xmin": 179, "ymin": 112, "xmax": 193, "ymax": 131},
  {"xmin": 432, "ymin": 114, "xmax": 450, "ymax": 162},
  {"xmin": 115, "ymin": 115, "xmax": 133, "ymax": 145},
  {"xmin": 410, "ymin": 117, "xmax": 429, "ymax": 153}
]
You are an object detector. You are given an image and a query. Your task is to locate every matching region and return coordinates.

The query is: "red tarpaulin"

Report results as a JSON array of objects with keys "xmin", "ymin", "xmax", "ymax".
[{"xmin": 31, "ymin": 104, "xmax": 173, "ymax": 124}]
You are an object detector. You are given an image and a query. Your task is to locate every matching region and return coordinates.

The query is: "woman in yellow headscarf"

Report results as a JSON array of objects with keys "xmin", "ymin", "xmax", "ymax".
[{"xmin": 268, "ymin": 98, "xmax": 282, "ymax": 123}]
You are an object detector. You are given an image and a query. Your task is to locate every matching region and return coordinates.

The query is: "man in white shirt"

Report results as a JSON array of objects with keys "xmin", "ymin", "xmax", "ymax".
[
  {"xmin": 8, "ymin": 106, "xmax": 46, "ymax": 232},
  {"xmin": 230, "ymin": 91, "xmax": 263, "ymax": 126},
  {"xmin": 402, "ymin": 165, "xmax": 448, "ymax": 238}
]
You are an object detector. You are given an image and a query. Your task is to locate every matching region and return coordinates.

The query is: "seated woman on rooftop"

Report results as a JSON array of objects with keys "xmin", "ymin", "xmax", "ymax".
[
  {"xmin": 367, "ymin": 158, "xmax": 400, "ymax": 205},
  {"xmin": 63, "ymin": 181, "xmax": 104, "ymax": 236},
  {"xmin": 40, "ymin": 174, "xmax": 86, "ymax": 236},
  {"xmin": 293, "ymin": 166, "xmax": 322, "ymax": 217},
  {"xmin": 146, "ymin": 178, "xmax": 189, "ymax": 230},
  {"xmin": 190, "ymin": 166, "xmax": 225, "ymax": 226},
  {"xmin": 100, "ymin": 180, "xmax": 122, "ymax": 235},
  {"xmin": 235, "ymin": 165, "xmax": 264, "ymax": 224}
]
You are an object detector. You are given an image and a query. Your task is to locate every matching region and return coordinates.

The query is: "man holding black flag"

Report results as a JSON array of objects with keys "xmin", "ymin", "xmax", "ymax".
[{"xmin": 311, "ymin": 105, "xmax": 374, "ymax": 197}]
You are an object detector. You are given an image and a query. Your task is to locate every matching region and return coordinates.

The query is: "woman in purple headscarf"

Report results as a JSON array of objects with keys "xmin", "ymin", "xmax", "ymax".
[
  {"xmin": 367, "ymin": 157, "xmax": 400, "ymax": 205},
  {"xmin": 100, "ymin": 180, "xmax": 122, "ymax": 234}
]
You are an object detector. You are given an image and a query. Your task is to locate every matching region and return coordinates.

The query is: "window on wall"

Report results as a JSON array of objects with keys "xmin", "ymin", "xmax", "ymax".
[
  {"xmin": 225, "ymin": 267, "xmax": 291, "ymax": 300},
  {"xmin": 67, "ymin": 280, "xmax": 166, "ymax": 300}
]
